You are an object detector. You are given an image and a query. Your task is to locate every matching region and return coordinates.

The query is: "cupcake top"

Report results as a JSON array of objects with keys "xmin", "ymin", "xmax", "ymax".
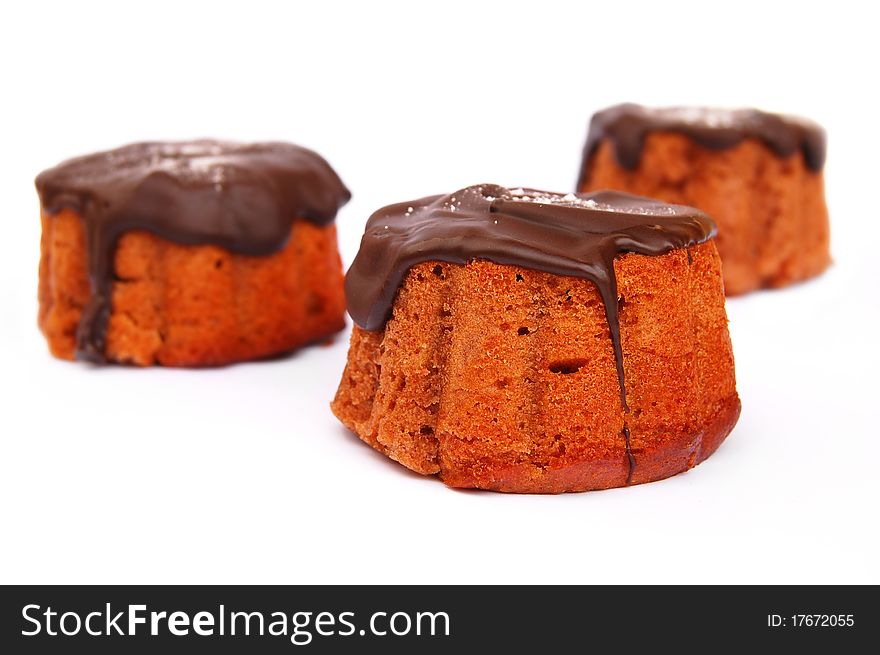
[
  {"xmin": 579, "ymin": 103, "xmax": 826, "ymax": 184},
  {"xmin": 36, "ymin": 139, "xmax": 350, "ymax": 362},
  {"xmin": 36, "ymin": 140, "xmax": 351, "ymax": 251},
  {"xmin": 347, "ymin": 183, "xmax": 715, "ymax": 331}
]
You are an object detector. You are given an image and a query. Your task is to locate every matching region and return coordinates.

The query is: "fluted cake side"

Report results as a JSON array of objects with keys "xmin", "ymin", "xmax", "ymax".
[{"xmin": 333, "ymin": 239, "xmax": 739, "ymax": 492}]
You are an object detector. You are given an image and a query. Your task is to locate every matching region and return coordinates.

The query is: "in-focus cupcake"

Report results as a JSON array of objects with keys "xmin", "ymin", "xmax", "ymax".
[
  {"xmin": 333, "ymin": 184, "xmax": 739, "ymax": 493},
  {"xmin": 578, "ymin": 104, "xmax": 830, "ymax": 295},
  {"xmin": 36, "ymin": 140, "xmax": 350, "ymax": 366}
]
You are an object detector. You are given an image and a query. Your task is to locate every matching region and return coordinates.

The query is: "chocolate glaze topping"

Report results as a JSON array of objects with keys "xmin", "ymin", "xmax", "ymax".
[
  {"xmin": 36, "ymin": 140, "xmax": 350, "ymax": 362},
  {"xmin": 346, "ymin": 184, "xmax": 716, "ymax": 423},
  {"xmin": 578, "ymin": 103, "xmax": 826, "ymax": 187}
]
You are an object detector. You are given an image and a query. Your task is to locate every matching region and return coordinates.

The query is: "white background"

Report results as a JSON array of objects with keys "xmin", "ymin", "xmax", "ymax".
[{"xmin": 1, "ymin": 1, "xmax": 877, "ymax": 584}]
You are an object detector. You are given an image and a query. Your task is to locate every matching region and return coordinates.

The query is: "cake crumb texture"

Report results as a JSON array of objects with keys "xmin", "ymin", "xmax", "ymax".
[
  {"xmin": 582, "ymin": 134, "xmax": 830, "ymax": 295},
  {"xmin": 39, "ymin": 208, "xmax": 345, "ymax": 366},
  {"xmin": 332, "ymin": 241, "xmax": 739, "ymax": 493}
]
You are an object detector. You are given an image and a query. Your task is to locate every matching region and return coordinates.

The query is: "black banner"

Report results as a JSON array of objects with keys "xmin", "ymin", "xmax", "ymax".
[{"xmin": 1, "ymin": 585, "xmax": 874, "ymax": 652}]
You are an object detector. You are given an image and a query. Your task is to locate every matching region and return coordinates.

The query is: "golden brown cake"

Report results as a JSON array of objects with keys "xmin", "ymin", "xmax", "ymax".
[
  {"xmin": 578, "ymin": 104, "xmax": 830, "ymax": 295},
  {"xmin": 332, "ymin": 184, "xmax": 740, "ymax": 493},
  {"xmin": 36, "ymin": 140, "xmax": 350, "ymax": 366}
]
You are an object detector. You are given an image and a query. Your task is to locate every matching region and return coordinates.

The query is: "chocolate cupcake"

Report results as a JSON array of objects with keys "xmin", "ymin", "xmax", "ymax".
[
  {"xmin": 332, "ymin": 184, "xmax": 740, "ymax": 493},
  {"xmin": 578, "ymin": 103, "xmax": 830, "ymax": 295},
  {"xmin": 36, "ymin": 140, "xmax": 350, "ymax": 366}
]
